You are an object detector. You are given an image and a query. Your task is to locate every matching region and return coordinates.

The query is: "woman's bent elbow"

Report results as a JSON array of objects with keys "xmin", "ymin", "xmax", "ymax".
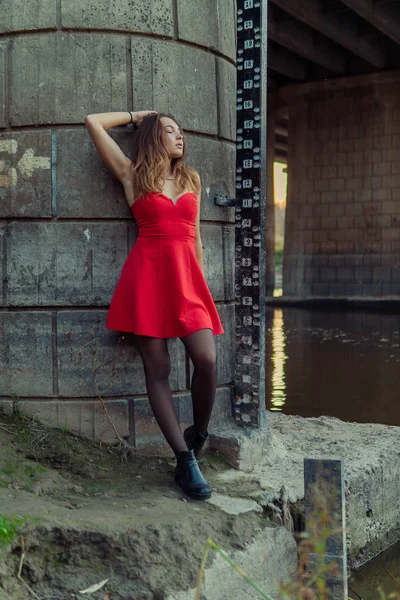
[{"xmin": 85, "ymin": 114, "xmax": 96, "ymax": 129}]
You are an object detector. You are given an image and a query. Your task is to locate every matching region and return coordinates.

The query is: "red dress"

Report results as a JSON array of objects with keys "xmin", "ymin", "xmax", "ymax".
[{"xmin": 106, "ymin": 191, "xmax": 224, "ymax": 338}]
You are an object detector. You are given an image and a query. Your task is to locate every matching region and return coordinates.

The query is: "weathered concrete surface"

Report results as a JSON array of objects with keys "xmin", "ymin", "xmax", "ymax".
[
  {"xmin": 7, "ymin": 222, "xmax": 129, "ymax": 305},
  {"xmin": 8, "ymin": 219, "xmax": 231, "ymax": 309},
  {"xmin": 215, "ymin": 304, "xmax": 235, "ymax": 385},
  {"xmin": 176, "ymin": 0, "xmax": 236, "ymax": 61},
  {"xmin": 217, "ymin": 57, "xmax": 237, "ymax": 140},
  {"xmin": 56, "ymin": 129, "xmax": 235, "ymax": 222},
  {"xmin": 57, "ymin": 311, "xmax": 187, "ymax": 397},
  {"xmin": 0, "ymin": 42, "xmax": 6, "ymax": 128},
  {"xmin": 61, "ymin": 0, "xmax": 174, "ymax": 36},
  {"xmin": 207, "ymin": 493, "xmax": 262, "ymax": 516},
  {"xmin": 212, "ymin": 413, "xmax": 400, "ymax": 568},
  {"xmin": 186, "ymin": 135, "xmax": 236, "ymax": 223},
  {"xmin": 2, "ymin": 0, "xmax": 236, "ymax": 451},
  {"xmin": 0, "ymin": 387, "xmax": 231, "ymax": 450},
  {"xmin": 0, "ymin": 226, "xmax": 4, "ymax": 306},
  {"xmin": 178, "ymin": 387, "xmax": 232, "ymax": 434},
  {"xmin": 0, "ymin": 398, "xmax": 130, "ymax": 443},
  {"xmin": 56, "ymin": 129, "xmax": 133, "ymax": 219},
  {"xmin": 167, "ymin": 527, "xmax": 296, "ymax": 600},
  {"xmin": 210, "ymin": 424, "xmax": 269, "ymax": 471},
  {"xmin": 10, "ymin": 33, "xmax": 128, "ymax": 126},
  {"xmin": 202, "ymin": 224, "xmax": 234, "ymax": 302},
  {"xmin": 131, "ymin": 38, "xmax": 218, "ymax": 135},
  {"xmin": 0, "ymin": 312, "xmax": 53, "ymax": 397},
  {"xmin": 0, "ymin": 0, "xmax": 57, "ymax": 33},
  {"xmin": 135, "ymin": 387, "xmax": 232, "ymax": 455},
  {"xmin": 0, "ymin": 131, "xmax": 52, "ymax": 217}
]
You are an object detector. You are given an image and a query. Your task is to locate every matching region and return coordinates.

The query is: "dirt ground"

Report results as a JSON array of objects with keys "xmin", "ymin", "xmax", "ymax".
[{"xmin": 0, "ymin": 412, "xmax": 269, "ymax": 600}]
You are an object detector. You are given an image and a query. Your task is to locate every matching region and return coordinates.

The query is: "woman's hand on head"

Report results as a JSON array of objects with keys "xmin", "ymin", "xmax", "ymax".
[{"xmin": 131, "ymin": 111, "xmax": 157, "ymax": 127}]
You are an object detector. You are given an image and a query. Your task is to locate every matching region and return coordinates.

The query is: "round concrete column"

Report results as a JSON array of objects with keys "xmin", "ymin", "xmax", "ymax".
[{"xmin": 0, "ymin": 0, "xmax": 236, "ymax": 453}]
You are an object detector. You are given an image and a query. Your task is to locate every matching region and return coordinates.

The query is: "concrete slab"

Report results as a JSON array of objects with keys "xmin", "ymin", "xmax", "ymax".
[
  {"xmin": 167, "ymin": 526, "xmax": 297, "ymax": 600},
  {"xmin": 215, "ymin": 304, "xmax": 235, "ymax": 386},
  {"xmin": 7, "ymin": 398, "xmax": 130, "ymax": 444},
  {"xmin": 56, "ymin": 129, "xmax": 133, "ymax": 219},
  {"xmin": 61, "ymin": 0, "xmax": 174, "ymax": 36},
  {"xmin": 212, "ymin": 413, "xmax": 400, "ymax": 568},
  {"xmin": 177, "ymin": 0, "xmax": 219, "ymax": 51},
  {"xmin": 178, "ymin": 387, "xmax": 232, "ymax": 432},
  {"xmin": 210, "ymin": 422, "xmax": 268, "ymax": 471},
  {"xmin": 176, "ymin": 0, "xmax": 236, "ymax": 61},
  {"xmin": 0, "ymin": 225, "xmax": 4, "ymax": 306},
  {"xmin": 215, "ymin": 0, "xmax": 237, "ymax": 62},
  {"xmin": 7, "ymin": 222, "xmax": 128, "ymax": 305},
  {"xmin": 0, "ymin": 131, "xmax": 52, "ymax": 217},
  {"xmin": 185, "ymin": 135, "xmax": 235, "ymax": 223},
  {"xmin": 201, "ymin": 224, "xmax": 233, "ymax": 302},
  {"xmin": 0, "ymin": 42, "xmax": 6, "ymax": 129},
  {"xmin": 0, "ymin": 0, "xmax": 57, "ymax": 33},
  {"xmin": 217, "ymin": 58, "xmax": 237, "ymax": 141},
  {"xmin": 57, "ymin": 128, "xmax": 235, "ymax": 223},
  {"xmin": 57, "ymin": 311, "xmax": 187, "ymax": 397},
  {"xmin": 207, "ymin": 493, "xmax": 262, "ymax": 516},
  {"xmin": 10, "ymin": 33, "xmax": 127, "ymax": 126},
  {"xmin": 131, "ymin": 38, "xmax": 218, "ymax": 136},
  {"xmin": 0, "ymin": 311, "xmax": 53, "ymax": 397}
]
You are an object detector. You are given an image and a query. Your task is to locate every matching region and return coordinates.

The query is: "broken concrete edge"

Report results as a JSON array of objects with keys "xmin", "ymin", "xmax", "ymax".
[
  {"xmin": 209, "ymin": 422, "xmax": 269, "ymax": 471},
  {"xmin": 210, "ymin": 414, "xmax": 400, "ymax": 573},
  {"xmin": 166, "ymin": 526, "xmax": 298, "ymax": 600}
]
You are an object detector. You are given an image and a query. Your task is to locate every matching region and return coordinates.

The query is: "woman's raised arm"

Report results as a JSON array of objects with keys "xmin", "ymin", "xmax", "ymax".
[{"xmin": 85, "ymin": 111, "xmax": 156, "ymax": 184}]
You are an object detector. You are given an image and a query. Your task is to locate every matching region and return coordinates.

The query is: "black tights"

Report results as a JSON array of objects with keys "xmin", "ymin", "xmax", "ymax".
[{"xmin": 135, "ymin": 329, "xmax": 217, "ymax": 455}]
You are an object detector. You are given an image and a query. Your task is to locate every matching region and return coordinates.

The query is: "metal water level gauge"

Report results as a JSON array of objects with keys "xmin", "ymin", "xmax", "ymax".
[{"xmin": 234, "ymin": 0, "xmax": 268, "ymax": 427}]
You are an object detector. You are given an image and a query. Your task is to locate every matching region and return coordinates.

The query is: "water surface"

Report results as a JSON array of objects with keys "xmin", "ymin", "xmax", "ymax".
[
  {"xmin": 349, "ymin": 541, "xmax": 400, "ymax": 599},
  {"xmin": 266, "ymin": 307, "xmax": 400, "ymax": 594},
  {"xmin": 266, "ymin": 307, "xmax": 400, "ymax": 426}
]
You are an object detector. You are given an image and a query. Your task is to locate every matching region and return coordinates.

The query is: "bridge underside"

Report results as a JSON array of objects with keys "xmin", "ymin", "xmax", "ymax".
[{"xmin": 266, "ymin": 0, "xmax": 400, "ymax": 300}]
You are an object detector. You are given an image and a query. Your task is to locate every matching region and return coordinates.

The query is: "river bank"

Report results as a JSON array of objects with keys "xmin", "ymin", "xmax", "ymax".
[{"xmin": 1, "ymin": 410, "xmax": 399, "ymax": 598}]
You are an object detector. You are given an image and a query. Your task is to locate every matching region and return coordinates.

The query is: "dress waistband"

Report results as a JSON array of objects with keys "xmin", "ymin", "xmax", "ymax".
[
  {"xmin": 137, "ymin": 233, "xmax": 195, "ymax": 242},
  {"xmin": 137, "ymin": 221, "xmax": 195, "ymax": 241}
]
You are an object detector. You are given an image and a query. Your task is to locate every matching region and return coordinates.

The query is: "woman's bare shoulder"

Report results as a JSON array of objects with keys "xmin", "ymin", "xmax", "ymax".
[{"xmin": 185, "ymin": 167, "xmax": 201, "ymax": 193}]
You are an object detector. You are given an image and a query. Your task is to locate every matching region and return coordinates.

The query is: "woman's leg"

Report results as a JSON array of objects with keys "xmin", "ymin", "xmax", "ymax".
[
  {"xmin": 180, "ymin": 328, "xmax": 217, "ymax": 435},
  {"xmin": 135, "ymin": 335, "xmax": 187, "ymax": 455}
]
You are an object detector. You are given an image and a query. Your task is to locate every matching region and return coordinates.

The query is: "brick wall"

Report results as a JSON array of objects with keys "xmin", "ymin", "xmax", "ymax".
[
  {"xmin": 282, "ymin": 72, "xmax": 400, "ymax": 299},
  {"xmin": 0, "ymin": 0, "xmax": 237, "ymax": 454}
]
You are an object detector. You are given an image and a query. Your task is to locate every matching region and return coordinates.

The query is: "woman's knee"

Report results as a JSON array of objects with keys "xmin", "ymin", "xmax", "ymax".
[
  {"xmin": 136, "ymin": 342, "xmax": 170, "ymax": 379},
  {"xmin": 142, "ymin": 353, "xmax": 171, "ymax": 380},
  {"xmin": 193, "ymin": 349, "xmax": 217, "ymax": 373},
  {"xmin": 135, "ymin": 337, "xmax": 171, "ymax": 380}
]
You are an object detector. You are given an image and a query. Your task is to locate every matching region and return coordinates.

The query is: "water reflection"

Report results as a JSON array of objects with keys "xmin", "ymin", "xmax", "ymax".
[
  {"xmin": 270, "ymin": 309, "xmax": 287, "ymax": 411},
  {"xmin": 266, "ymin": 307, "xmax": 400, "ymax": 426},
  {"xmin": 349, "ymin": 540, "xmax": 400, "ymax": 599}
]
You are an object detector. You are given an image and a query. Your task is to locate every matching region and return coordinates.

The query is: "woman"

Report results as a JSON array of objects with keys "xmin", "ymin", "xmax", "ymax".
[{"xmin": 85, "ymin": 110, "xmax": 224, "ymax": 501}]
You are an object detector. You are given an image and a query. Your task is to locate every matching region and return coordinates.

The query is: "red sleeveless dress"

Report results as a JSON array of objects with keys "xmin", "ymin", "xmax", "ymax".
[{"xmin": 105, "ymin": 191, "xmax": 224, "ymax": 338}]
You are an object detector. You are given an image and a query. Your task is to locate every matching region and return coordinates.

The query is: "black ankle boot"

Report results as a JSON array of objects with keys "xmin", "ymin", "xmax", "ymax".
[
  {"xmin": 174, "ymin": 450, "xmax": 211, "ymax": 501},
  {"xmin": 183, "ymin": 425, "xmax": 209, "ymax": 459}
]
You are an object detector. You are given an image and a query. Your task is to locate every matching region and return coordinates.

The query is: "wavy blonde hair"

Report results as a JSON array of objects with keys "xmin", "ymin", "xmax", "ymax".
[{"xmin": 130, "ymin": 113, "xmax": 200, "ymax": 200}]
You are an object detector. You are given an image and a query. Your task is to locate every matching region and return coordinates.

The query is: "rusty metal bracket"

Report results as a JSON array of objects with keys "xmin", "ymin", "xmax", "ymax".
[{"xmin": 212, "ymin": 193, "xmax": 236, "ymax": 207}]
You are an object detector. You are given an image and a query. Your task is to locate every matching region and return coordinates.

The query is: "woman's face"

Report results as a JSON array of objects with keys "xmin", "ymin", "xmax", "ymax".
[{"xmin": 160, "ymin": 116, "xmax": 184, "ymax": 159}]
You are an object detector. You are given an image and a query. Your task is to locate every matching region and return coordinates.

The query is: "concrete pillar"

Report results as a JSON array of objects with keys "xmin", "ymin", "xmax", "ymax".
[
  {"xmin": 0, "ymin": 0, "xmax": 236, "ymax": 453},
  {"xmin": 282, "ymin": 71, "xmax": 400, "ymax": 300}
]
